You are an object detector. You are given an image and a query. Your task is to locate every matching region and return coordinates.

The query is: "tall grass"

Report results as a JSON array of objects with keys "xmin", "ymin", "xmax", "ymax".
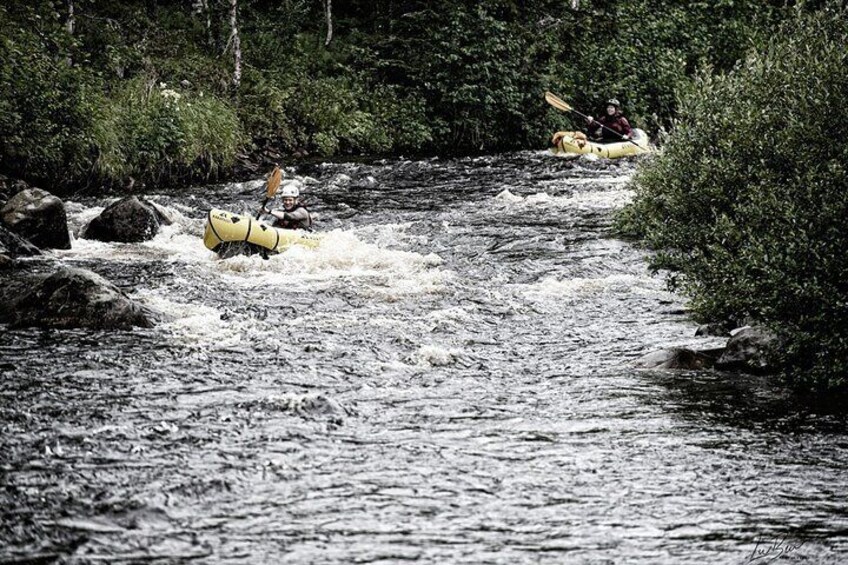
[{"xmin": 91, "ymin": 79, "xmax": 244, "ymax": 186}]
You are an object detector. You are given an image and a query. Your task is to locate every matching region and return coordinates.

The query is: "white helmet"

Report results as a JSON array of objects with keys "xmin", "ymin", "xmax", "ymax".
[{"xmin": 279, "ymin": 183, "xmax": 300, "ymax": 198}]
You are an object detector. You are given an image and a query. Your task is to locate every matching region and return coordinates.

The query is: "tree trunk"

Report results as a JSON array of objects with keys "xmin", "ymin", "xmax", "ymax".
[
  {"xmin": 67, "ymin": 0, "xmax": 75, "ymax": 35},
  {"xmin": 66, "ymin": 0, "xmax": 75, "ymax": 66},
  {"xmin": 324, "ymin": 0, "xmax": 333, "ymax": 47},
  {"xmin": 199, "ymin": 0, "xmax": 213, "ymax": 47},
  {"xmin": 229, "ymin": 0, "xmax": 242, "ymax": 89}
]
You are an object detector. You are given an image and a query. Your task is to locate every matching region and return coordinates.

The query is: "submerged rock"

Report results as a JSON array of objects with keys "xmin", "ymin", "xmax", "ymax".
[
  {"xmin": 6, "ymin": 267, "xmax": 160, "ymax": 329},
  {"xmin": 633, "ymin": 347, "xmax": 722, "ymax": 370},
  {"xmin": 82, "ymin": 196, "xmax": 172, "ymax": 243},
  {"xmin": 695, "ymin": 322, "xmax": 732, "ymax": 337},
  {"xmin": 1, "ymin": 188, "xmax": 71, "ymax": 249}
]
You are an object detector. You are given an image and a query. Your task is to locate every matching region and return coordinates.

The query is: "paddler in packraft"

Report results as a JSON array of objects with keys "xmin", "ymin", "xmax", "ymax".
[
  {"xmin": 585, "ymin": 98, "xmax": 632, "ymax": 142},
  {"xmin": 261, "ymin": 182, "xmax": 313, "ymax": 230}
]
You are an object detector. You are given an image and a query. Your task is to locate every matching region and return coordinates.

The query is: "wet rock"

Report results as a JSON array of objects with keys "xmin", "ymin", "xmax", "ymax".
[
  {"xmin": 6, "ymin": 267, "xmax": 160, "ymax": 329},
  {"xmin": 81, "ymin": 196, "xmax": 172, "ymax": 243},
  {"xmin": 1, "ymin": 188, "xmax": 71, "ymax": 249},
  {"xmin": 695, "ymin": 322, "xmax": 732, "ymax": 337},
  {"xmin": 715, "ymin": 326, "xmax": 778, "ymax": 373},
  {"xmin": 0, "ymin": 223, "xmax": 41, "ymax": 258},
  {"xmin": 633, "ymin": 347, "xmax": 722, "ymax": 370}
]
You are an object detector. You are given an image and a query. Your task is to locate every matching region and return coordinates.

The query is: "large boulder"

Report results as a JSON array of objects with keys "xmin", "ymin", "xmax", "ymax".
[
  {"xmin": 0, "ymin": 223, "xmax": 41, "ymax": 258},
  {"xmin": 1, "ymin": 188, "xmax": 71, "ymax": 249},
  {"xmin": 81, "ymin": 196, "xmax": 172, "ymax": 243},
  {"xmin": 633, "ymin": 347, "xmax": 723, "ymax": 370},
  {"xmin": 715, "ymin": 326, "xmax": 778, "ymax": 373},
  {"xmin": 5, "ymin": 267, "xmax": 160, "ymax": 329}
]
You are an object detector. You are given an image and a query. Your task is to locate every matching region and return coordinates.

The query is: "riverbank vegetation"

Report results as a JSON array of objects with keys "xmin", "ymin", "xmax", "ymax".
[
  {"xmin": 619, "ymin": 7, "xmax": 848, "ymax": 391},
  {"xmin": 1, "ymin": 0, "xmax": 803, "ymax": 191}
]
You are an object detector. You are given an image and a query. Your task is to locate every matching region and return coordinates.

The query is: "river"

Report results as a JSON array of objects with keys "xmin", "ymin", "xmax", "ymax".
[{"xmin": 1, "ymin": 151, "xmax": 846, "ymax": 563}]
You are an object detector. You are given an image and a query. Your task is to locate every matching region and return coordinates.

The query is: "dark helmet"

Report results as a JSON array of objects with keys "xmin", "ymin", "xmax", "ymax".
[{"xmin": 606, "ymin": 98, "xmax": 621, "ymax": 108}]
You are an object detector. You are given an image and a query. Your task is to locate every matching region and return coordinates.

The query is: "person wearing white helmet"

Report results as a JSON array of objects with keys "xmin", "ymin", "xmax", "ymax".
[
  {"xmin": 585, "ymin": 98, "xmax": 632, "ymax": 142},
  {"xmin": 262, "ymin": 182, "xmax": 313, "ymax": 230}
]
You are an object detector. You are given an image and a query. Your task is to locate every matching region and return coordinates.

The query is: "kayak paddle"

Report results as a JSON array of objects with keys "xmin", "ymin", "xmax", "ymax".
[{"xmin": 256, "ymin": 165, "xmax": 282, "ymax": 219}]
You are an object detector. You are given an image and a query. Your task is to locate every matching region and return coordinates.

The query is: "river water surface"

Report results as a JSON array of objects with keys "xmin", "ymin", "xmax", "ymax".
[{"xmin": 1, "ymin": 152, "xmax": 846, "ymax": 564}]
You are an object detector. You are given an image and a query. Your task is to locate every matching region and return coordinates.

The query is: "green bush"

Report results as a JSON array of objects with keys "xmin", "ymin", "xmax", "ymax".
[
  {"xmin": 0, "ymin": 10, "xmax": 97, "ymax": 188},
  {"xmin": 381, "ymin": 2, "xmax": 542, "ymax": 151},
  {"xmin": 287, "ymin": 76, "xmax": 432, "ymax": 157},
  {"xmin": 620, "ymin": 8, "xmax": 848, "ymax": 390},
  {"xmin": 91, "ymin": 78, "xmax": 243, "ymax": 185}
]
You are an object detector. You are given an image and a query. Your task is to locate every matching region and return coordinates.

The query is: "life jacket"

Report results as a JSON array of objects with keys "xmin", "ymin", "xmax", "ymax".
[
  {"xmin": 591, "ymin": 113, "xmax": 632, "ymax": 141},
  {"xmin": 273, "ymin": 203, "xmax": 313, "ymax": 231}
]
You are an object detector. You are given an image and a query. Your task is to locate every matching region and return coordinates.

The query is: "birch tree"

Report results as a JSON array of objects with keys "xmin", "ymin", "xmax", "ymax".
[
  {"xmin": 193, "ymin": 0, "xmax": 214, "ymax": 47},
  {"xmin": 324, "ymin": 0, "xmax": 333, "ymax": 46},
  {"xmin": 228, "ymin": 0, "xmax": 242, "ymax": 88},
  {"xmin": 66, "ymin": 0, "xmax": 75, "ymax": 66},
  {"xmin": 67, "ymin": 0, "xmax": 75, "ymax": 35}
]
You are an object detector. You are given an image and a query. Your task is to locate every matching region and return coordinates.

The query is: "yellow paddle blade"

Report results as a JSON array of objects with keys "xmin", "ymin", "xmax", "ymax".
[
  {"xmin": 265, "ymin": 166, "xmax": 282, "ymax": 198},
  {"xmin": 544, "ymin": 91, "xmax": 573, "ymax": 113}
]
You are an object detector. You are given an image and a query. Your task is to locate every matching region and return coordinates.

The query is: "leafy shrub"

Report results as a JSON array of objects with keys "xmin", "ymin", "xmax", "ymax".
[
  {"xmin": 288, "ymin": 76, "xmax": 432, "ymax": 157},
  {"xmin": 0, "ymin": 11, "xmax": 97, "ymax": 188},
  {"xmin": 91, "ymin": 78, "xmax": 243, "ymax": 185},
  {"xmin": 381, "ymin": 2, "xmax": 541, "ymax": 151},
  {"xmin": 620, "ymin": 8, "xmax": 848, "ymax": 390}
]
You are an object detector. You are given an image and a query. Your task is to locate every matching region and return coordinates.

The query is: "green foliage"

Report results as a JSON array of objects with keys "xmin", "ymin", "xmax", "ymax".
[
  {"xmin": 287, "ymin": 75, "xmax": 432, "ymax": 156},
  {"xmin": 0, "ymin": 6, "xmax": 97, "ymax": 187},
  {"xmin": 384, "ymin": 3, "xmax": 537, "ymax": 150},
  {"xmin": 93, "ymin": 79, "xmax": 244, "ymax": 185},
  {"xmin": 0, "ymin": 0, "xmax": 832, "ymax": 189},
  {"xmin": 237, "ymin": 33, "xmax": 432, "ymax": 158},
  {"xmin": 621, "ymin": 8, "xmax": 848, "ymax": 390}
]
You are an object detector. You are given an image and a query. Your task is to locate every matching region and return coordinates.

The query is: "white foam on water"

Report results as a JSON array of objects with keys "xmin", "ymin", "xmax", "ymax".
[
  {"xmin": 493, "ymin": 188, "xmax": 635, "ymax": 211},
  {"xmin": 494, "ymin": 189, "xmax": 524, "ymax": 203},
  {"xmin": 409, "ymin": 344, "xmax": 462, "ymax": 367},
  {"xmin": 427, "ymin": 306, "xmax": 475, "ymax": 325},
  {"xmin": 565, "ymin": 175, "xmax": 632, "ymax": 186},
  {"xmin": 64, "ymin": 201, "xmax": 104, "ymax": 234},
  {"xmin": 525, "ymin": 192, "xmax": 554, "ymax": 205},
  {"xmin": 213, "ymin": 228, "xmax": 450, "ymax": 299},
  {"xmin": 136, "ymin": 292, "xmax": 249, "ymax": 348},
  {"xmin": 554, "ymin": 188, "xmax": 635, "ymax": 209},
  {"xmin": 354, "ymin": 222, "xmax": 421, "ymax": 248},
  {"xmin": 138, "ymin": 209, "xmax": 212, "ymax": 264},
  {"xmin": 517, "ymin": 273, "xmax": 672, "ymax": 303}
]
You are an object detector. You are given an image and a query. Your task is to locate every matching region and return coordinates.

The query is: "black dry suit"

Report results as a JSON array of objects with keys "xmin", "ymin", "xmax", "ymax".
[{"xmin": 272, "ymin": 202, "xmax": 313, "ymax": 231}]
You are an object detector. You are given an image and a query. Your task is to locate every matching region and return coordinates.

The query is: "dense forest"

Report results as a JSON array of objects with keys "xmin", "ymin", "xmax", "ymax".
[{"xmin": 0, "ymin": 0, "xmax": 811, "ymax": 191}]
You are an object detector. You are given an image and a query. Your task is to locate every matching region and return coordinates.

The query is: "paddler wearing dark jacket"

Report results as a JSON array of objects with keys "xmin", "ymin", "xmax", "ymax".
[
  {"xmin": 585, "ymin": 98, "xmax": 632, "ymax": 142},
  {"xmin": 262, "ymin": 183, "xmax": 313, "ymax": 230}
]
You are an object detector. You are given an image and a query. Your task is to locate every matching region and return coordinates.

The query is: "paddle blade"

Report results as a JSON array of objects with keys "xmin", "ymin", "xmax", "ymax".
[
  {"xmin": 544, "ymin": 91, "xmax": 573, "ymax": 113},
  {"xmin": 265, "ymin": 166, "xmax": 282, "ymax": 199}
]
